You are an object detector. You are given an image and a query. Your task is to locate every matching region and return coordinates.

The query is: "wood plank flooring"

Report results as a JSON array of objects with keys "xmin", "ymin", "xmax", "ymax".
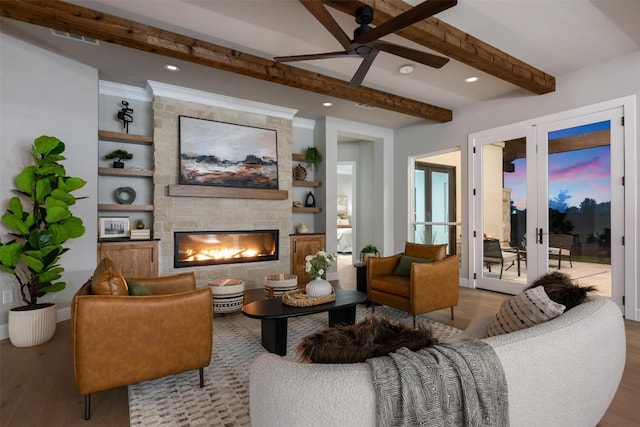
[{"xmin": 2, "ymin": 277, "xmax": 638, "ymax": 426}]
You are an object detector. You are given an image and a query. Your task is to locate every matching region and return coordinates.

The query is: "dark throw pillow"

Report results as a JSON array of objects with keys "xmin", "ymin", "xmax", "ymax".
[
  {"xmin": 127, "ymin": 279, "xmax": 152, "ymax": 296},
  {"xmin": 392, "ymin": 255, "xmax": 433, "ymax": 276},
  {"xmin": 526, "ymin": 271, "xmax": 596, "ymax": 311},
  {"xmin": 295, "ymin": 315, "xmax": 438, "ymax": 363}
]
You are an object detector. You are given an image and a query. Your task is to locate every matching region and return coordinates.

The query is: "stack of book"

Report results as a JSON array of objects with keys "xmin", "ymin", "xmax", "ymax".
[{"xmin": 130, "ymin": 229, "xmax": 151, "ymax": 240}]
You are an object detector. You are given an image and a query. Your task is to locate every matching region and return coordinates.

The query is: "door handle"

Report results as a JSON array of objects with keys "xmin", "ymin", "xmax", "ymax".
[{"xmin": 538, "ymin": 228, "xmax": 544, "ymax": 244}]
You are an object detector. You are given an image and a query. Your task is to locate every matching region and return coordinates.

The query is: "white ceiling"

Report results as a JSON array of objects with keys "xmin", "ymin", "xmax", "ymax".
[{"xmin": 2, "ymin": 0, "xmax": 639, "ymax": 128}]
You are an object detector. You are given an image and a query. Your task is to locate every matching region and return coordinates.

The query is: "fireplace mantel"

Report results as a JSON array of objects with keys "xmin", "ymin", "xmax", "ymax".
[{"xmin": 168, "ymin": 184, "xmax": 288, "ymax": 200}]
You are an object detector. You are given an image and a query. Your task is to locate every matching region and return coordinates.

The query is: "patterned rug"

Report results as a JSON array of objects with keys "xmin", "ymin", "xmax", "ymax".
[{"xmin": 128, "ymin": 304, "xmax": 462, "ymax": 426}]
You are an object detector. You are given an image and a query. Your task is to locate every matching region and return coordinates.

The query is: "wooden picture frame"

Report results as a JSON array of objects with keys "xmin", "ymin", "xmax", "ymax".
[{"xmin": 99, "ymin": 216, "xmax": 130, "ymax": 239}]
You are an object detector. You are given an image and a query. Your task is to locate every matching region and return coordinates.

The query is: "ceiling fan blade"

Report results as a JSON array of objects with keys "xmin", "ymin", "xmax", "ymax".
[
  {"xmin": 355, "ymin": 0, "xmax": 457, "ymax": 45},
  {"xmin": 349, "ymin": 49, "xmax": 379, "ymax": 87},
  {"xmin": 299, "ymin": 0, "xmax": 353, "ymax": 51},
  {"xmin": 373, "ymin": 41, "xmax": 449, "ymax": 69},
  {"xmin": 274, "ymin": 51, "xmax": 352, "ymax": 63}
]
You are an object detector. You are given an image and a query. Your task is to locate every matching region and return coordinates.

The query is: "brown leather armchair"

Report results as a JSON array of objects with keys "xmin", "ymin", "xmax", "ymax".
[
  {"xmin": 367, "ymin": 242, "xmax": 459, "ymax": 328},
  {"xmin": 72, "ymin": 272, "xmax": 213, "ymax": 420}
]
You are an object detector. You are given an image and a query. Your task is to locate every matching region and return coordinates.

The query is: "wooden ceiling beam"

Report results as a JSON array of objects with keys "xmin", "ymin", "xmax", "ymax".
[
  {"xmin": 0, "ymin": 0, "xmax": 452, "ymax": 123},
  {"xmin": 326, "ymin": 0, "xmax": 556, "ymax": 95}
]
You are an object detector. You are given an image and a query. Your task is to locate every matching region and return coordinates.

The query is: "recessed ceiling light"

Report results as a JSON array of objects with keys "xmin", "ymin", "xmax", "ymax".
[
  {"xmin": 399, "ymin": 64, "xmax": 414, "ymax": 74},
  {"xmin": 323, "ymin": 102, "xmax": 333, "ymax": 107},
  {"xmin": 163, "ymin": 64, "xmax": 181, "ymax": 72},
  {"xmin": 465, "ymin": 76, "xmax": 479, "ymax": 83}
]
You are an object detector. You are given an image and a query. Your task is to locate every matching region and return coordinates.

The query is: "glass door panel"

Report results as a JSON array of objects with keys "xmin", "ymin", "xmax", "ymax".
[
  {"xmin": 414, "ymin": 163, "xmax": 456, "ymax": 254},
  {"xmin": 537, "ymin": 113, "xmax": 623, "ymax": 300},
  {"xmin": 479, "ymin": 137, "xmax": 529, "ymax": 293}
]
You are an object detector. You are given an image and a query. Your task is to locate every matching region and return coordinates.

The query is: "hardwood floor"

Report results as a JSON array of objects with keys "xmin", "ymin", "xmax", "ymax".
[{"xmin": 2, "ymin": 280, "xmax": 638, "ymax": 426}]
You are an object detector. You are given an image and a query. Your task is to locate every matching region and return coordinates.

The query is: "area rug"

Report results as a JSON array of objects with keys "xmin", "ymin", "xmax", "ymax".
[{"xmin": 128, "ymin": 304, "xmax": 462, "ymax": 426}]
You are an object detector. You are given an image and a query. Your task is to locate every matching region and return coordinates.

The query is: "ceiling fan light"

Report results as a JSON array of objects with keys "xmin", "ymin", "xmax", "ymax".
[{"xmin": 399, "ymin": 65, "xmax": 414, "ymax": 74}]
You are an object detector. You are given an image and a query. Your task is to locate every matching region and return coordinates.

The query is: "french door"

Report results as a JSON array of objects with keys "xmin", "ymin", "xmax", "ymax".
[
  {"xmin": 414, "ymin": 162, "xmax": 457, "ymax": 254},
  {"xmin": 473, "ymin": 108, "xmax": 624, "ymax": 307}
]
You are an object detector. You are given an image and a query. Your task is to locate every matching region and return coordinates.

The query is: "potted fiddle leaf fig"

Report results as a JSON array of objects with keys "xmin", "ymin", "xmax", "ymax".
[
  {"xmin": 0, "ymin": 135, "xmax": 87, "ymax": 347},
  {"xmin": 104, "ymin": 149, "xmax": 133, "ymax": 168}
]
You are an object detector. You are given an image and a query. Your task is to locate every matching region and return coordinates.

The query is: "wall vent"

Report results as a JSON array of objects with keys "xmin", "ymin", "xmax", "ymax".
[
  {"xmin": 50, "ymin": 29, "xmax": 99, "ymax": 45},
  {"xmin": 354, "ymin": 103, "xmax": 376, "ymax": 110}
]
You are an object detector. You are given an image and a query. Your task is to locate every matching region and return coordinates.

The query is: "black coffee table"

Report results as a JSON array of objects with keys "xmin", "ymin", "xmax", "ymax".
[{"xmin": 242, "ymin": 290, "xmax": 367, "ymax": 356}]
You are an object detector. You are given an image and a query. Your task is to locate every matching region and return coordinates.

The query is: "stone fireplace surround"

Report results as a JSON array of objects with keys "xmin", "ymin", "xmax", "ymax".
[{"xmin": 151, "ymin": 92, "xmax": 294, "ymax": 289}]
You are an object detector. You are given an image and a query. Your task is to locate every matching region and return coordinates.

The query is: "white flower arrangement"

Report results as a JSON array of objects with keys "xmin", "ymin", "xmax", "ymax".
[{"xmin": 304, "ymin": 250, "xmax": 336, "ymax": 278}]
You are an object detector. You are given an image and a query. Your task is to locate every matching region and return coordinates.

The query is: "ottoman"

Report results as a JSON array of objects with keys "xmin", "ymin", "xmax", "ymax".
[
  {"xmin": 209, "ymin": 278, "xmax": 245, "ymax": 313},
  {"xmin": 264, "ymin": 273, "xmax": 298, "ymax": 298}
]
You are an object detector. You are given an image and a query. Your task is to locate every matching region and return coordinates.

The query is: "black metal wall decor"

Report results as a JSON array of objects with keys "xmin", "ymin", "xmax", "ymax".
[{"xmin": 117, "ymin": 100, "xmax": 134, "ymax": 133}]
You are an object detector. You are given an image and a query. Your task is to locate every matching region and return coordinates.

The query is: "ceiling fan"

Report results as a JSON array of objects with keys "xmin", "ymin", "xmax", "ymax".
[{"xmin": 274, "ymin": 0, "xmax": 457, "ymax": 87}]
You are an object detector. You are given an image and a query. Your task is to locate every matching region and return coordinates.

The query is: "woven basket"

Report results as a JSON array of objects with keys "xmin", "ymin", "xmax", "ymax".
[{"xmin": 281, "ymin": 289, "xmax": 336, "ymax": 307}]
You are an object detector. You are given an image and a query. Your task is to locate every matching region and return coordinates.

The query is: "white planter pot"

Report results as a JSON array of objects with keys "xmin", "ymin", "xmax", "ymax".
[
  {"xmin": 305, "ymin": 277, "xmax": 333, "ymax": 298},
  {"xmin": 8, "ymin": 303, "xmax": 57, "ymax": 347}
]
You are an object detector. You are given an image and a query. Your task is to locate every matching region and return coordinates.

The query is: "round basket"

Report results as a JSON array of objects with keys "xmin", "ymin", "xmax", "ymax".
[
  {"xmin": 281, "ymin": 288, "xmax": 336, "ymax": 307},
  {"xmin": 264, "ymin": 273, "xmax": 298, "ymax": 298}
]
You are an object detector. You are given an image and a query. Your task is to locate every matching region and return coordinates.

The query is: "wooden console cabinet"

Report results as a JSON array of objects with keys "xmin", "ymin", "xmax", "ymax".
[
  {"xmin": 97, "ymin": 240, "xmax": 159, "ymax": 278},
  {"xmin": 290, "ymin": 233, "xmax": 325, "ymax": 287}
]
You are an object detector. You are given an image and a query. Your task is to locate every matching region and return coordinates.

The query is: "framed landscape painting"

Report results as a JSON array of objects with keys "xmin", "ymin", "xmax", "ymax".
[{"xmin": 179, "ymin": 116, "xmax": 279, "ymax": 190}]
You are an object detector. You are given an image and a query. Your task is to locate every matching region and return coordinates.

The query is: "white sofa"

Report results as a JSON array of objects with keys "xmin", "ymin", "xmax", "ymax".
[{"xmin": 249, "ymin": 296, "xmax": 625, "ymax": 427}]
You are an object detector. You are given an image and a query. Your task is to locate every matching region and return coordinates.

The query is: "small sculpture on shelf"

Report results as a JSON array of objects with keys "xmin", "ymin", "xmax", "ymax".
[
  {"xmin": 116, "ymin": 100, "xmax": 134, "ymax": 133},
  {"xmin": 104, "ymin": 149, "xmax": 133, "ymax": 168},
  {"xmin": 304, "ymin": 191, "xmax": 316, "ymax": 207}
]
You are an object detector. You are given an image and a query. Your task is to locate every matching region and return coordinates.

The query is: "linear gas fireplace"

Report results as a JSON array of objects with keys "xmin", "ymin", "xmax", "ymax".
[{"xmin": 174, "ymin": 230, "xmax": 279, "ymax": 268}]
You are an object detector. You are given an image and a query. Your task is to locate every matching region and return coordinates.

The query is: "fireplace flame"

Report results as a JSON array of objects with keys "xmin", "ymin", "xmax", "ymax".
[{"xmin": 183, "ymin": 247, "xmax": 260, "ymax": 262}]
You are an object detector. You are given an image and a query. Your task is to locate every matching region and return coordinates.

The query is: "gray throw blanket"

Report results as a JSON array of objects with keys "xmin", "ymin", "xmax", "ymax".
[{"xmin": 367, "ymin": 339, "xmax": 509, "ymax": 427}]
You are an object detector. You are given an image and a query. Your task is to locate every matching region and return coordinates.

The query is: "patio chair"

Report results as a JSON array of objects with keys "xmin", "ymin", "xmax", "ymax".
[
  {"xmin": 549, "ymin": 233, "xmax": 574, "ymax": 269},
  {"xmin": 483, "ymin": 238, "xmax": 519, "ymax": 279}
]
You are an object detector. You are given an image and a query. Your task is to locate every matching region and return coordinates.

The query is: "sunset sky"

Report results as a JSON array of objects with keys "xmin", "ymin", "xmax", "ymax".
[{"xmin": 505, "ymin": 121, "xmax": 611, "ymax": 210}]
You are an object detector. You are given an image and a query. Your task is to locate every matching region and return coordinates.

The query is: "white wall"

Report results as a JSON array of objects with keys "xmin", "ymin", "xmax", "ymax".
[
  {"xmin": 0, "ymin": 34, "xmax": 99, "ymax": 337},
  {"xmin": 292, "ymin": 119, "xmax": 317, "ymax": 234},
  {"xmin": 396, "ymin": 50, "xmax": 640, "ymax": 319}
]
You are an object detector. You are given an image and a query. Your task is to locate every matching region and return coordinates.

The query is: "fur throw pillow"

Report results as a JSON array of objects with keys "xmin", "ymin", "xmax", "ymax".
[
  {"xmin": 526, "ymin": 271, "xmax": 595, "ymax": 311},
  {"xmin": 296, "ymin": 315, "xmax": 437, "ymax": 363}
]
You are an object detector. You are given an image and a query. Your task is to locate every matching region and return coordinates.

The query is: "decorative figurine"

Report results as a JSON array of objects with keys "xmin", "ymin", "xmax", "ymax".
[{"xmin": 117, "ymin": 100, "xmax": 134, "ymax": 133}]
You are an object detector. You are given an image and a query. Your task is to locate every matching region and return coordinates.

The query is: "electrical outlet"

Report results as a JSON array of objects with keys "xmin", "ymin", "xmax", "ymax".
[{"xmin": 2, "ymin": 290, "xmax": 13, "ymax": 304}]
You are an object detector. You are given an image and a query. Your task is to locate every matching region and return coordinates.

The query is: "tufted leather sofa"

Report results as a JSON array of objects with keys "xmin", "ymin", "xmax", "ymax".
[
  {"xmin": 367, "ymin": 242, "xmax": 459, "ymax": 327},
  {"xmin": 72, "ymin": 272, "xmax": 212, "ymax": 420}
]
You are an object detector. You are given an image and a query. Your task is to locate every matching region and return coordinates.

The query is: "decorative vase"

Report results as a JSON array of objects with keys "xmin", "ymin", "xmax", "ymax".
[
  {"xmin": 293, "ymin": 164, "xmax": 307, "ymax": 181},
  {"xmin": 8, "ymin": 303, "xmax": 57, "ymax": 347},
  {"xmin": 305, "ymin": 277, "xmax": 332, "ymax": 298}
]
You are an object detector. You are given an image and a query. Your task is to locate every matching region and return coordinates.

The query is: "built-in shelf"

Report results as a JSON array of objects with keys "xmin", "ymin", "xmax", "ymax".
[
  {"xmin": 292, "ymin": 180, "xmax": 322, "ymax": 187},
  {"xmin": 292, "ymin": 153, "xmax": 306, "ymax": 162},
  {"xmin": 98, "ymin": 130, "xmax": 153, "ymax": 145},
  {"xmin": 292, "ymin": 206, "xmax": 322, "ymax": 213},
  {"xmin": 98, "ymin": 167, "xmax": 153, "ymax": 177},
  {"xmin": 98, "ymin": 203, "xmax": 154, "ymax": 212}
]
